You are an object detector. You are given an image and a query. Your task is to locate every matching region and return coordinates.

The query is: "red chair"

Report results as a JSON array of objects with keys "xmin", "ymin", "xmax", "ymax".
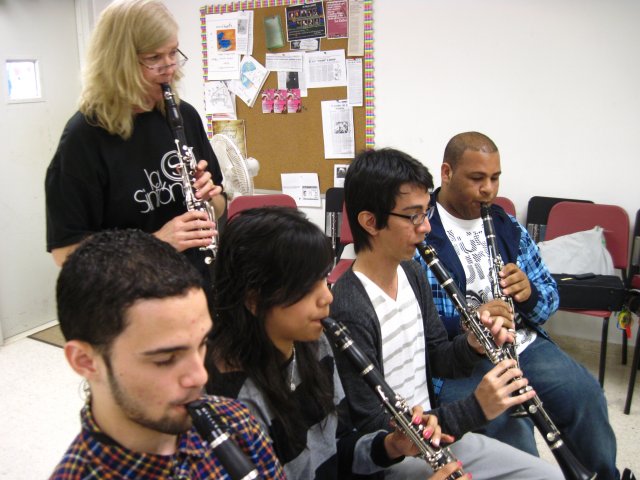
[
  {"xmin": 545, "ymin": 201, "xmax": 630, "ymax": 386},
  {"xmin": 493, "ymin": 196, "xmax": 516, "ymax": 216},
  {"xmin": 327, "ymin": 203, "xmax": 354, "ymax": 286},
  {"xmin": 227, "ymin": 194, "xmax": 297, "ymax": 221},
  {"xmin": 525, "ymin": 195, "xmax": 593, "ymax": 243}
]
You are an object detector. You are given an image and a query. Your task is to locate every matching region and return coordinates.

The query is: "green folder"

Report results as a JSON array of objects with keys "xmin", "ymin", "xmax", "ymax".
[{"xmin": 264, "ymin": 15, "xmax": 285, "ymax": 50}]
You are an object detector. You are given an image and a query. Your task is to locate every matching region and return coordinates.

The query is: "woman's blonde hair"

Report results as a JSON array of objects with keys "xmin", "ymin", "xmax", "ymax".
[{"xmin": 79, "ymin": 0, "xmax": 182, "ymax": 139}]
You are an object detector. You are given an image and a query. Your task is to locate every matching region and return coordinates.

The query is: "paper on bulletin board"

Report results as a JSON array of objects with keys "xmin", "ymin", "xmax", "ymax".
[
  {"xmin": 346, "ymin": 58, "xmax": 363, "ymax": 106},
  {"xmin": 211, "ymin": 119, "xmax": 247, "ymax": 158},
  {"xmin": 281, "ymin": 173, "xmax": 322, "ymax": 207},
  {"xmin": 326, "ymin": 0, "xmax": 349, "ymax": 39},
  {"xmin": 334, "ymin": 164, "xmax": 349, "ymax": 187},
  {"xmin": 304, "ymin": 49, "xmax": 347, "ymax": 88},
  {"xmin": 321, "ymin": 99, "xmax": 355, "ymax": 159},
  {"xmin": 285, "ymin": 2, "xmax": 327, "ymax": 42},
  {"xmin": 227, "ymin": 56, "xmax": 269, "ymax": 107},
  {"xmin": 206, "ymin": 53, "xmax": 240, "ymax": 81},
  {"xmin": 207, "ymin": 17, "xmax": 239, "ymax": 53},
  {"xmin": 205, "ymin": 11, "xmax": 254, "ymax": 56},
  {"xmin": 347, "ymin": 0, "xmax": 365, "ymax": 56},
  {"xmin": 204, "ymin": 81, "xmax": 236, "ymax": 119}
]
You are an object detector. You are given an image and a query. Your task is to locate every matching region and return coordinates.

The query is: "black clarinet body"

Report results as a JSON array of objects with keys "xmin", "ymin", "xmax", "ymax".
[
  {"xmin": 321, "ymin": 317, "xmax": 464, "ymax": 480},
  {"xmin": 480, "ymin": 202, "xmax": 522, "ymax": 380},
  {"xmin": 416, "ymin": 242, "xmax": 596, "ymax": 480},
  {"xmin": 187, "ymin": 399, "xmax": 259, "ymax": 480},
  {"xmin": 161, "ymin": 83, "xmax": 217, "ymax": 266},
  {"xmin": 480, "ymin": 203, "xmax": 515, "ymax": 314}
]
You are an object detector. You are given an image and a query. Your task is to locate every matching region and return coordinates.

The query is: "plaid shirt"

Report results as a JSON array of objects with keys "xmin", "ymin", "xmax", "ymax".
[
  {"xmin": 50, "ymin": 395, "xmax": 285, "ymax": 479},
  {"xmin": 416, "ymin": 205, "xmax": 558, "ymax": 333}
]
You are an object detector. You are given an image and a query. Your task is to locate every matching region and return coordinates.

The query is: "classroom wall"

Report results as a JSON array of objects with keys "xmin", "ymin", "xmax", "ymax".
[
  {"xmin": 0, "ymin": 0, "xmax": 81, "ymax": 341},
  {"xmin": 1, "ymin": 0, "xmax": 637, "ymax": 344}
]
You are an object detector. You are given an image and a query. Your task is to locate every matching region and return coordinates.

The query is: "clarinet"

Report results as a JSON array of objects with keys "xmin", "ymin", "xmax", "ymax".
[
  {"xmin": 161, "ymin": 83, "xmax": 217, "ymax": 266},
  {"xmin": 480, "ymin": 203, "xmax": 521, "ymax": 373},
  {"xmin": 321, "ymin": 317, "xmax": 464, "ymax": 480},
  {"xmin": 416, "ymin": 242, "xmax": 596, "ymax": 480},
  {"xmin": 187, "ymin": 399, "xmax": 259, "ymax": 480}
]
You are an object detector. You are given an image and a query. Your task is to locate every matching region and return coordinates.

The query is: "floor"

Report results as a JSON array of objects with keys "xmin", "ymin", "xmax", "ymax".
[{"xmin": 0, "ymin": 332, "xmax": 638, "ymax": 479}]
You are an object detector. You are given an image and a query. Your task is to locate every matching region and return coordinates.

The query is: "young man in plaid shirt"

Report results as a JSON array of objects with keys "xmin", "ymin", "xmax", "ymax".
[{"xmin": 50, "ymin": 229, "xmax": 283, "ymax": 479}]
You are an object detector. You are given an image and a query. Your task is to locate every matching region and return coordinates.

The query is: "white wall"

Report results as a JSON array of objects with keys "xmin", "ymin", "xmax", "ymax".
[
  {"xmin": 169, "ymin": 0, "xmax": 639, "ymax": 345},
  {"xmin": 369, "ymin": 0, "xmax": 640, "ymax": 344},
  {"xmin": 1, "ymin": 0, "xmax": 637, "ymax": 344},
  {"xmin": 0, "ymin": 0, "xmax": 81, "ymax": 340}
]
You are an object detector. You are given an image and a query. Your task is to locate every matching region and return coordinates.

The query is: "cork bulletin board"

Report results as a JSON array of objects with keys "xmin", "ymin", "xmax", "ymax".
[{"xmin": 200, "ymin": 0, "xmax": 374, "ymax": 193}]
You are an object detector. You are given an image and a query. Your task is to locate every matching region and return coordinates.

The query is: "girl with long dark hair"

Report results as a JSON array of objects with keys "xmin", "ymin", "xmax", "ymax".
[{"xmin": 205, "ymin": 206, "xmax": 458, "ymax": 479}]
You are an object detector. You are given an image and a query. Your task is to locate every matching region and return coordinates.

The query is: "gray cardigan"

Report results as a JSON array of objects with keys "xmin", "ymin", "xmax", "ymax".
[{"xmin": 329, "ymin": 260, "xmax": 488, "ymax": 438}]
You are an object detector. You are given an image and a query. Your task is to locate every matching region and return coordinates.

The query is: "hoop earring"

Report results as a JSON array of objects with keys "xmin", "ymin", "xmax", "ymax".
[{"xmin": 78, "ymin": 379, "xmax": 91, "ymax": 401}]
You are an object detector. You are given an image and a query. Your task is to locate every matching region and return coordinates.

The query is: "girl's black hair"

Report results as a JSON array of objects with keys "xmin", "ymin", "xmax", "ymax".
[{"xmin": 206, "ymin": 206, "xmax": 335, "ymax": 451}]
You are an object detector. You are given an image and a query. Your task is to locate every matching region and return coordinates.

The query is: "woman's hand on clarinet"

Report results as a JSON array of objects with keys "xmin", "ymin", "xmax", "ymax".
[
  {"xmin": 474, "ymin": 358, "xmax": 536, "ymax": 420},
  {"xmin": 193, "ymin": 160, "xmax": 223, "ymax": 202},
  {"xmin": 428, "ymin": 461, "xmax": 469, "ymax": 480},
  {"xmin": 383, "ymin": 406, "xmax": 455, "ymax": 459},
  {"xmin": 154, "ymin": 210, "xmax": 217, "ymax": 252}
]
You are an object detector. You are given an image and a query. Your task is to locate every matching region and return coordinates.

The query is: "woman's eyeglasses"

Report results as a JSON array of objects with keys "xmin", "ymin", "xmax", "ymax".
[{"xmin": 139, "ymin": 49, "xmax": 188, "ymax": 73}]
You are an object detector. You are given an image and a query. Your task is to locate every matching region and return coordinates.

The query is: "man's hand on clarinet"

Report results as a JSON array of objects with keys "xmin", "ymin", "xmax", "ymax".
[
  {"xmin": 477, "ymin": 299, "xmax": 515, "ymax": 331},
  {"xmin": 466, "ymin": 309, "xmax": 515, "ymax": 354},
  {"xmin": 474, "ymin": 358, "xmax": 536, "ymax": 420},
  {"xmin": 499, "ymin": 263, "xmax": 531, "ymax": 303}
]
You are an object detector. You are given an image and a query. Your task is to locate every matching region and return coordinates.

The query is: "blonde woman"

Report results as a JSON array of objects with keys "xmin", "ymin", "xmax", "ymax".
[{"xmin": 45, "ymin": 0, "xmax": 224, "ymax": 293}]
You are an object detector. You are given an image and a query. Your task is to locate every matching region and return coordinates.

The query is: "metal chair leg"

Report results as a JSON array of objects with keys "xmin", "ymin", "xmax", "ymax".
[
  {"xmin": 622, "ymin": 330, "xmax": 628, "ymax": 365},
  {"xmin": 598, "ymin": 316, "xmax": 610, "ymax": 387},
  {"xmin": 624, "ymin": 321, "xmax": 640, "ymax": 414}
]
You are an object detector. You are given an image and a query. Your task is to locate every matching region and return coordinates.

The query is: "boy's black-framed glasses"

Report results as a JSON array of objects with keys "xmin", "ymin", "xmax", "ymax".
[{"xmin": 387, "ymin": 211, "xmax": 429, "ymax": 226}]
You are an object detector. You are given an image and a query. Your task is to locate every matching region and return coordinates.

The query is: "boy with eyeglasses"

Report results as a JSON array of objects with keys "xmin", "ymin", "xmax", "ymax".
[{"xmin": 330, "ymin": 147, "xmax": 563, "ymax": 480}]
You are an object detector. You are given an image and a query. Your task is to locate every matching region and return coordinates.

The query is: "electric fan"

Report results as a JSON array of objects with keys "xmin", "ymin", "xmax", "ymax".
[{"xmin": 211, "ymin": 134, "xmax": 260, "ymax": 200}]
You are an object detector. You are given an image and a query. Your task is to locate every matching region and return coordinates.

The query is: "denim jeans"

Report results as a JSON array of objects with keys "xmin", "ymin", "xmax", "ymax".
[{"xmin": 437, "ymin": 335, "xmax": 619, "ymax": 480}]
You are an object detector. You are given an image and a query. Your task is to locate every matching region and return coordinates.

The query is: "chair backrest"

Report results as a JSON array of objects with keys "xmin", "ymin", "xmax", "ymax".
[
  {"xmin": 339, "ymin": 203, "xmax": 353, "ymax": 245},
  {"xmin": 525, "ymin": 195, "xmax": 593, "ymax": 242},
  {"xmin": 629, "ymin": 209, "xmax": 640, "ymax": 283},
  {"xmin": 545, "ymin": 201, "xmax": 630, "ymax": 270},
  {"xmin": 227, "ymin": 194, "xmax": 297, "ymax": 220},
  {"xmin": 493, "ymin": 196, "xmax": 516, "ymax": 216}
]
